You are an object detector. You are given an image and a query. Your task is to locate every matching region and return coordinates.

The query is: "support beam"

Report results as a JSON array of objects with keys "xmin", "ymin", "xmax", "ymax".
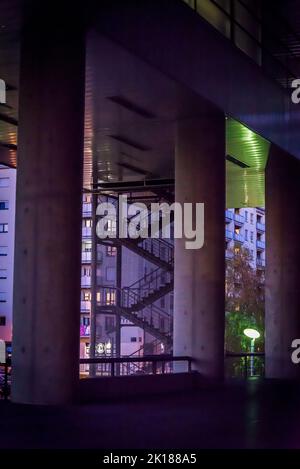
[
  {"xmin": 11, "ymin": 2, "xmax": 86, "ymax": 404},
  {"xmin": 265, "ymin": 145, "xmax": 300, "ymax": 379},
  {"xmin": 173, "ymin": 112, "xmax": 226, "ymax": 379}
]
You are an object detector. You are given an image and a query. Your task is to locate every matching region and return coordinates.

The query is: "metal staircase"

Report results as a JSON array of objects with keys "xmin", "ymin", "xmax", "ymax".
[{"xmin": 96, "ymin": 190, "xmax": 175, "ymax": 350}]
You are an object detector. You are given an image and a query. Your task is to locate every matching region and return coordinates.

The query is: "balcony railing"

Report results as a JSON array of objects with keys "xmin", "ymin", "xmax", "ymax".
[
  {"xmin": 225, "ymin": 250, "xmax": 234, "ymax": 260},
  {"xmin": 81, "ymin": 277, "xmax": 91, "ymax": 288},
  {"xmin": 256, "ymin": 258, "xmax": 266, "ymax": 268},
  {"xmin": 257, "ymin": 240, "xmax": 265, "ymax": 250},
  {"xmin": 81, "ymin": 251, "xmax": 91, "ymax": 263},
  {"xmin": 82, "ymin": 226, "xmax": 92, "ymax": 238},
  {"xmin": 225, "ymin": 229, "xmax": 233, "ymax": 240},
  {"xmin": 80, "ymin": 355, "xmax": 193, "ymax": 377},
  {"xmin": 256, "ymin": 222, "xmax": 265, "ymax": 232},
  {"xmin": 234, "ymin": 213, "xmax": 245, "ymax": 225},
  {"xmin": 225, "ymin": 210, "xmax": 234, "ymax": 222},
  {"xmin": 80, "ymin": 300, "xmax": 91, "ymax": 312},
  {"xmin": 82, "ymin": 203, "xmax": 92, "ymax": 217},
  {"xmin": 234, "ymin": 232, "xmax": 244, "ymax": 243}
]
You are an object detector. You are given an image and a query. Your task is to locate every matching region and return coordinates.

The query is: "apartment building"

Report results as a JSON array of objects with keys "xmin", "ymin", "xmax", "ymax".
[
  {"xmin": 0, "ymin": 167, "xmax": 16, "ymax": 342},
  {"xmin": 225, "ymin": 207, "xmax": 266, "ymax": 269}
]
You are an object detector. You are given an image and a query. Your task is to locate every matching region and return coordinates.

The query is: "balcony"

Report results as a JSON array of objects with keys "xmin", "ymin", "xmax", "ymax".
[
  {"xmin": 82, "ymin": 226, "xmax": 92, "ymax": 238},
  {"xmin": 257, "ymin": 240, "xmax": 265, "ymax": 250},
  {"xmin": 80, "ymin": 301, "xmax": 91, "ymax": 313},
  {"xmin": 225, "ymin": 210, "xmax": 234, "ymax": 223},
  {"xmin": 256, "ymin": 259, "xmax": 266, "ymax": 269},
  {"xmin": 234, "ymin": 232, "xmax": 244, "ymax": 243},
  {"xmin": 82, "ymin": 251, "xmax": 91, "ymax": 263},
  {"xmin": 234, "ymin": 213, "xmax": 245, "ymax": 225},
  {"xmin": 225, "ymin": 229, "xmax": 233, "ymax": 240},
  {"xmin": 81, "ymin": 276, "xmax": 91, "ymax": 288},
  {"xmin": 225, "ymin": 250, "xmax": 234, "ymax": 260},
  {"xmin": 256, "ymin": 222, "xmax": 265, "ymax": 232},
  {"xmin": 82, "ymin": 203, "xmax": 92, "ymax": 217}
]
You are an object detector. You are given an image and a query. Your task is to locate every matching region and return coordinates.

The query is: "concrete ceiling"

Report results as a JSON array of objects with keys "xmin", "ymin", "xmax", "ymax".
[{"xmin": 0, "ymin": 4, "xmax": 270, "ymax": 209}]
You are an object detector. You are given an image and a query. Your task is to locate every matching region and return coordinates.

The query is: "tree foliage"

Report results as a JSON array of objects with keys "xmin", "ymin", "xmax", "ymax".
[{"xmin": 225, "ymin": 247, "xmax": 264, "ymax": 353}]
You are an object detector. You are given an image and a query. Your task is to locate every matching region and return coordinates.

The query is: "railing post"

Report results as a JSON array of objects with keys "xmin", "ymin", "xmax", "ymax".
[
  {"xmin": 188, "ymin": 359, "xmax": 192, "ymax": 373},
  {"xmin": 244, "ymin": 356, "xmax": 248, "ymax": 378},
  {"xmin": 162, "ymin": 361, "xmax": 165, "ymax": 374},
  {"xmin": 111, "ymin": 361, "xmax": 115, "ymax": 377},
  {"xmin": 152, "ymin": 361, "xmax": 157, "ymax": 375}
]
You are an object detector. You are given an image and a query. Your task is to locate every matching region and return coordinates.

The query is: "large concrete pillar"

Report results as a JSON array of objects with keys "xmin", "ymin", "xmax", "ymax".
[
  {"xmin": 11, "ymin": 2, "xmax": 86, "ymax": 404},
  {"xmin": 173, "ymin": 112, "xmax": 225, "ymax": 379},
  {"xmin": 265, "ymin": 145, "xmax": 300, "ymax": 379}
]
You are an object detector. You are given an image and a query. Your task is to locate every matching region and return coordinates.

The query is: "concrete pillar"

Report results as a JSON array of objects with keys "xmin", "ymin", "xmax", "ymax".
[
  {"xmin": 11, "ymin": 2, "xmax": 86, "ymax": 404},
  {"xmin": 265, "ymin": 145, "xmax": 300, "ymax": 379},
  {"xmin": 173, "ymin": 112, "xmax": 225, "ymax": 379}
]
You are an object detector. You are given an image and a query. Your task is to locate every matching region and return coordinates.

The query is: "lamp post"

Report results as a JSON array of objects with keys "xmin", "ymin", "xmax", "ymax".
[{"xmin": 243, "ymin": 328, "xmax": 260, "ymax": 377}]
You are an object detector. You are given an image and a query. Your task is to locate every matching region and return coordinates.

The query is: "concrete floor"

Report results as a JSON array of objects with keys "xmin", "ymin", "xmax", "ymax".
[{"xmin": 1, "ymin": 379, "xmax": 300, "ymax": 449}]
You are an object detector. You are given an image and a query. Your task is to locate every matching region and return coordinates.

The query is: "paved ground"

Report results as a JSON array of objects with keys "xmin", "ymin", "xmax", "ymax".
[{"xmin": 1, "ymin": 379, "xmax": 300, "ymax": 449}]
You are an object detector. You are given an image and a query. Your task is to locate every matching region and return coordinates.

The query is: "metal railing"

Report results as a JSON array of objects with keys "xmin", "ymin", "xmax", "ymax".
[
  {"xmin": 126, "ymin": 266, "xmax": 173, "ymax": 304},
  {"xmin": 138, "ymin": 237, "xmax": 174, "ymax": 267},
  {"xmin": 225, "ymin": 209, "xmax": 234, "ymax": 221},
  {"xmin": 225, "ymin": 229, "xmax": 233, "ymax": 240},
  {"xmin": 257, "ymin": 239, "xmax": 265, "ymax": 249},
  {"xmin": 97, "ymin": 284, "xmax": 173, "ymax": 344},
  {"xmin": 225, "ymin": 351, "xmax": 265, "ymax": 378},
  {"xmin": 80, "ymin": 355, "xmax": 193, "ymax": 377},
  {"xmin": 234, "ymin": 232, "xmax": 244, "ymax": 243},
  {"xmin": 256, "ymin": 222, "xmax": 265, "ymax": 232},
  {"xmin": 234, "ymin": 213, "xmax": 245, "ymax": 224}
]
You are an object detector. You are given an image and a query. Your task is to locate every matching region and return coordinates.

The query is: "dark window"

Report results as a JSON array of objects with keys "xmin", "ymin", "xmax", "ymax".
[
  {"xmin": 0, "ymin": 201, "xmax": 8, "ymax": 210},
  {"xmin": 0, "ymin": 316, "xmax": 6, "ymax": 326}
]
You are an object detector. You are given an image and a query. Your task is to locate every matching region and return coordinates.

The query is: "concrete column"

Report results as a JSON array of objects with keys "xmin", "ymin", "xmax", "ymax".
[
  {"xmin": 173, "ymin": 112, "xmax": 226, "ymax": 379},
  {"xmin": 265, "ymin": 145, "xmax": 300, "ymax": 379},
  {"xmin": 11, "ymin": 2, "xmax": 86, "ymax": 404}
]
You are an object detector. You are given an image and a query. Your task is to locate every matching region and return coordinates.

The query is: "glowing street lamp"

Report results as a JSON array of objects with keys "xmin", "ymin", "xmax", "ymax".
[{"xmin": 243, "ymin": 328, "xmax": 260, "ymax": 377}]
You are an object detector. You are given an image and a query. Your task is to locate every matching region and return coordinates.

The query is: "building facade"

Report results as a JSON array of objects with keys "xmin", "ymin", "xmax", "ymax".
[
  {"xmin": 0, "ymin": 167, "xmax": 16, "ymax": 342},
  {"xmin": 225, "ymin": 207, "xmax": 266, "ymax": 269}
]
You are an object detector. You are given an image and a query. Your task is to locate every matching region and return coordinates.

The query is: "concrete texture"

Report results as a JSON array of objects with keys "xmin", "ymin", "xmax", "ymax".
[
  {"xmin": 265, "ymin": 146, "xmax": 300, "ymax": 378},
  {"xmin": 174, "ymin": 113, "xmax": 225, "ymax": 378}
]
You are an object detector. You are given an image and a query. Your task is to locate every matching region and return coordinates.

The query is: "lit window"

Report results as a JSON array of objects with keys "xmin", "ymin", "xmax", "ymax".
[
  {"xmin": 106, "ymin": 290, "xmax": 116, "ymax": 305},
  {"xmin": 83, "ymin": 292, "xmax": 91, "ymax": 301},
  {"xmin": 0, "ymin": 224, "xmax": 8, "ymax": 233},
  {"xmin": 106, "ymin": 245, "xmax": 117, "ymax": 256}
]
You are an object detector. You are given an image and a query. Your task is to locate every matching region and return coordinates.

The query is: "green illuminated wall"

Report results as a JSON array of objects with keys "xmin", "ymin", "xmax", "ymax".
[{"xmin": 226, "ymin": 118, "xmax": 270, "ymax": 208}]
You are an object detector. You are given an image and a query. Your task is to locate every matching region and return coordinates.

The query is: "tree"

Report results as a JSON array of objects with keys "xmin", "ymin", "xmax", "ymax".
[{"xmin": 225, "ymin": 247, "xmax": 264, "ymax": 353}]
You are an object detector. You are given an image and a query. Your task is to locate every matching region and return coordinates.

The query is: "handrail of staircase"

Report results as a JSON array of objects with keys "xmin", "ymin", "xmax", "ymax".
[
  {"xmin": 127, "ymin": 266, "xmax": 172, "ymax": 296},
  {"xmin": 80, "ymin": 354, "xmax": 193, "ymax": 376}
]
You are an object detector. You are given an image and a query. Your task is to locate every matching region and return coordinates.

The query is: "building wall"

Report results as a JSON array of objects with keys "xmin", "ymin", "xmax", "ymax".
[
  {"xmin": 0, "ymin": 167, "xmax": 16, "ymax": 342},
  {"xmin": 225, "ymin": 207, "xmax": 266, "ymax": 269}
]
